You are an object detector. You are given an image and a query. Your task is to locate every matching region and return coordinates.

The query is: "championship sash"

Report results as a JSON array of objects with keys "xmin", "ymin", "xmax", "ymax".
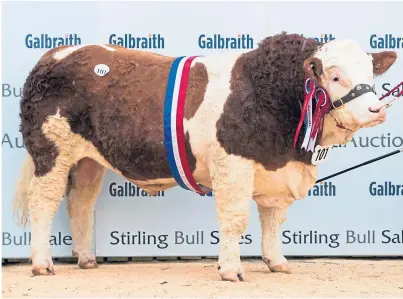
[{"xmin": 163, "ymin": 56, "xmax": 211, "ymax": 195}]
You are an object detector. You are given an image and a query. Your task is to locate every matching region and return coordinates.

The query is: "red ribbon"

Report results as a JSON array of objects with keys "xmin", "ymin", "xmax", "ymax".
[
  {"xmin": 294, "ymin": 78, "xmax": 315, "ymax": 148},
  {"xmin": 294, "ymin": 81, "xmax": 402, "ymax": 151},
  {"xmin": 310, "ymin": 88, "xmax": 332, "ymax": 140}
]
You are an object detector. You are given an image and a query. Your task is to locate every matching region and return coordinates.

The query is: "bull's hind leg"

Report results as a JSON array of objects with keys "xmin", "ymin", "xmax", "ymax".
[
  {"xmin": 29, "ymin": 154, "xmax": 73, "ymax": 276},
  {"xmin": 67, "ymin": 158, "xmax": 106, "ymax": 269},
  {"xmin": 28, "ymin": 111, "xmax": 87, "ymax": 275},
  {"xmin": 209, "ymin": 153, "xmax": 255, "ymax": 282},
  {"xmin": 257, "ymin": 205, "xmax": 291, "ymax": 273}
]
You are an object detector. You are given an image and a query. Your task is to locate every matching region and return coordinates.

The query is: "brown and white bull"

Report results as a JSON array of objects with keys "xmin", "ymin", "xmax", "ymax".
[{"xmin": 13, "ymin": 32, "xmax": 397, "ymax": 281}]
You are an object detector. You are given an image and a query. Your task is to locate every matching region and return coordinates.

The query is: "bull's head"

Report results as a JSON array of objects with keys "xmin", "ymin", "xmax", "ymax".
[{"xmin": 303, "ymin": 39, "xmax": 397, "ymax": 145}]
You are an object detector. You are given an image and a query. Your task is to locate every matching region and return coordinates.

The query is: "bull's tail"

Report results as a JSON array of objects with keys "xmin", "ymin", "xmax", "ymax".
[{"xmin": 13, "ymin": 152, "xmax": 35, "ymax": 227}]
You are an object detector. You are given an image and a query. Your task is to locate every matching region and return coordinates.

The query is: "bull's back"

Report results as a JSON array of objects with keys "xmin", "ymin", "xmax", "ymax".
[{"xmin": 20, "ymin": 44, "xmax": 208, "ymax": 181}]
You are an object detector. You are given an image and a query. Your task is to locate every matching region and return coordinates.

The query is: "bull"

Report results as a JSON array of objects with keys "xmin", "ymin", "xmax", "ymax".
[{"xmin": 13, "ymin": 32, "xmax": 397, "ymax": 281}]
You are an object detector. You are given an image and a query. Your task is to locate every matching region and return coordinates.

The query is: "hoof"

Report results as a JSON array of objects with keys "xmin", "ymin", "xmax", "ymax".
[
  {"xmin": 78, "ymin": 259, "xmax": 99, "ymax": 270},
  {"xmin": 73, "ymin": 249, "xmax": 98, "ymax": 270},
  {"xmin": 32, "ymin": 265, "xmax": 55, "ymax": 276},
  {"xmin": 220, "ymin": 271, "xmax": 245, "ymax": 282},
  {"xmin": 218, "ymin": 264, "xmax": 246, "ymax": 282},
  {"xmin": 31, "ymin": 256, "xmax": 55, "ymax": 276},
  {"xmin": 268, "ymin": 262, "xmax": 292, "ymax": 274}
]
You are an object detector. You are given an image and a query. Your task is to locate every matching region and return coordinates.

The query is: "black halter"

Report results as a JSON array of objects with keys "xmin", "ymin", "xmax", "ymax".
[{"xmin": 331, "ymin": 84, "xmax": 375, "ymax": 110}]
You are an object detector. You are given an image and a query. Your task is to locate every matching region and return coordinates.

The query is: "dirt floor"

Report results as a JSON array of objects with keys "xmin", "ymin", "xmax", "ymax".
[{"xmin": 2, "ymin": 258, "xmax": 403, "ymax": 298}]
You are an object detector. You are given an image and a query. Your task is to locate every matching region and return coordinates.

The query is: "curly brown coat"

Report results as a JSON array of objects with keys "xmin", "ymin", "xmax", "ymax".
[{"xmin": 217, "ymin": 32, "xmax": 323, "ymax": 170}]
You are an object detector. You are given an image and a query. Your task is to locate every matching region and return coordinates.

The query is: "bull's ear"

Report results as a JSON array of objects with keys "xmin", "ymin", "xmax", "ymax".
[
  {"xmin": 303, "ymin": 57, "xmax": 323, "ymax": 86},
  {"xmin": 369, "ymin": 51, "xmax": 397, "ymax": 76}
]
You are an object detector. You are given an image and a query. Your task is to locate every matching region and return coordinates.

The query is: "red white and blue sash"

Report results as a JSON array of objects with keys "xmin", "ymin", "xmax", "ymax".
[{"xmin": 163, "ymin": 56, "xmax": 211, "ymax": 195}]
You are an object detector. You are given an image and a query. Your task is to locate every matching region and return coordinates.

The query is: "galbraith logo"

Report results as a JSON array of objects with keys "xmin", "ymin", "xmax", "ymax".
[
  {"xmin": 25, "ymin": 33, "xmax": 81, "ymax": 49},
  {"xmin": 300, "ymin": 33, "xmax": 336, "ymax": 43},
  {"xmin": 198, "ymin": 34, "xmax": 254, "ymax": 49},
  {"xmin": 370, "ymin": 34, "xmax": 403, "ymax": 49},
  {"xmin": 109, "ymin": 33, "xmax": 165, "ymax": 49},
  {"xmin": 369, "ymin": 181, "xmax": 403, "ymax": 196},
  {"xmin": 109, "ymin": 182, "xmax": 165, "ymax": 197},
  {"xmin": 308, "ymin": 182, "xmax": 336, "ymax": 197}
]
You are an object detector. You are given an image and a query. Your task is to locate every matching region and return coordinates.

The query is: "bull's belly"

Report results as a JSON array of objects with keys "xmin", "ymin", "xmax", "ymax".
[{"xmin": 128, "ymin": 155, "xmax": 213, "ymax": 195}]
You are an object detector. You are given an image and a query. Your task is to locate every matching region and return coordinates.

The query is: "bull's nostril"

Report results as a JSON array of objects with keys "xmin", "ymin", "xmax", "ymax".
[
  {"xmin": 369, "ymin": 108, "xmax": 378, "ymax": 113},
  {"xmin": 368, "ymin": 107, "xmax": 381, "ymax": 113}
]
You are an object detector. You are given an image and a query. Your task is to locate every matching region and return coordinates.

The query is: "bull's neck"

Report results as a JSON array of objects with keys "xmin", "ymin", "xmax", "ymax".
[{"xmin": 319, "ymin": 114, "xmax": 356, "ymax": 146}]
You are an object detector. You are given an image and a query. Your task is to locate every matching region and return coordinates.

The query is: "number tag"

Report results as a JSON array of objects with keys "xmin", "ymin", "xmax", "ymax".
[
  {"xmin": 94, "ymin": 64, "xmax": 110, "ymax": 77},
  {"xmin": 311, "ymin": 144, "xmax": 333, "ymax": 165}
]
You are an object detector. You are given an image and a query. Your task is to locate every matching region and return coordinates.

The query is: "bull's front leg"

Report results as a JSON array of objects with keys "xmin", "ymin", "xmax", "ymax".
[
  {"xmin": 257, "ymin": 204, "xmax": 291, "ymax": 273},
  {"xmin": 209, "ymin": 154, "xmax": 255, "ymax": 282}
]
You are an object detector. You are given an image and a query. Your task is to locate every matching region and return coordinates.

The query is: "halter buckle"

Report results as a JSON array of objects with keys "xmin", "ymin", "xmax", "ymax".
[{"xmin": 332, "ymin": 98, "xmax": 344, "ymax": 110}]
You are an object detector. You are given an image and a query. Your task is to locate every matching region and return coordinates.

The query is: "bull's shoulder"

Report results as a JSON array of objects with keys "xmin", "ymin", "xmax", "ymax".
[{"xmin": 215, "ymin": 51, "xmax": 313, "ymax": 171}]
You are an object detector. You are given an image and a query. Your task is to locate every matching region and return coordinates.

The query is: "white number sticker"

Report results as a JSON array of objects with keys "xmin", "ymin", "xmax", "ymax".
[
  {"xmin": 311, "ymin": 144, "xmax": 333, "ymax": 165},
  {"xmin": 94, "ymin": 64, "xmax": 110, "ymax": 77}
]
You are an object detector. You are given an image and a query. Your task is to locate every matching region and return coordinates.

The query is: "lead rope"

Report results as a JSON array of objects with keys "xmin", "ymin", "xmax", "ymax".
[
  {"xmin": 316, "ymin": 148, "xmax": 403, "ymax": 183},
  {"xmin": 373, "ymin": 82, "xmax": 403, "ymax": 112},
  {"xmin": 316, "ymin": 82, "xmax": 403, "ymax": 183}
]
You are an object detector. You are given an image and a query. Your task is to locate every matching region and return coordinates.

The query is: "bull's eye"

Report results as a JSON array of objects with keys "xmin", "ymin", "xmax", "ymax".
[{"xmin": 332, "ymin": 76, "xmax": 339, "ymax": 82}]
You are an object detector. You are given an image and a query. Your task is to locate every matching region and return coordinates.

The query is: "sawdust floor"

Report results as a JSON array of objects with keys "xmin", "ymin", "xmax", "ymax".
[{"xmin": 2, "ymin": 258, "xmax": 403, "ymax": 298}]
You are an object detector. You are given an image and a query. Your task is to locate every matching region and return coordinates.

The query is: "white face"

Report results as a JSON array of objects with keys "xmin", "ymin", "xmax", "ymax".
[{"xmin": 311, "ymin": 39, "xmax": 397, "ymax": 132}]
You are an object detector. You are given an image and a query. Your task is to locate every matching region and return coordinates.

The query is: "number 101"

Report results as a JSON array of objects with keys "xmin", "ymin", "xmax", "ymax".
[{"xmin": 315, "ymin": 148, "xmax": 329, "ymax": 161}]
